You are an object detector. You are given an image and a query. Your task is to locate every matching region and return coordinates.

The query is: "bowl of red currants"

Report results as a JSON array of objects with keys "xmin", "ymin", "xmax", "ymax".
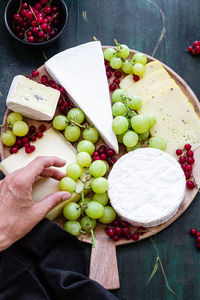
[{"xmin": 4, "ymin": 0, "xmax": 68, "ymax": 46}]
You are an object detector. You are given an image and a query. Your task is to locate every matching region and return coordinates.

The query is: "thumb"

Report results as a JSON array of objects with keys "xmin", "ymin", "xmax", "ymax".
[{"xmin": 35, "ymin": 191, "xmax": 71, "ymax": 217}]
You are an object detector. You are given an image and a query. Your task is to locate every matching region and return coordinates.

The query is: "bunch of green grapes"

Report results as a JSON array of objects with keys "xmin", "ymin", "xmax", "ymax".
[
  {"xmin": 111, "ymin": 89, "xmax": 167, "ymax": 151},
  {"xmin": 104, "ymin": 40, "xmax": 148, "ymax": 76},
  {"xmin": 1, "ymin": 112, "xmax": 29, "ymax": 146},
  {"xmin": 60, "ymin": 143, "xmax": 116, "ymax": 238},
  {"xmin": 53, "ymin": 108, "xmax": 99, "ymax": 144}
]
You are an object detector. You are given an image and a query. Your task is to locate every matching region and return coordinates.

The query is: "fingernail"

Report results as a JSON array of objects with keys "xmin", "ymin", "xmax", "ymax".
[{"xmin": 63, "ymin": 193, "xmax": 71, "ymax": 200}]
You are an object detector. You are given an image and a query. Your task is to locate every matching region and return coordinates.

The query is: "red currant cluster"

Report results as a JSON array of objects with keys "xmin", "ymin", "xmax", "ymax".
[
  {"xmin": 30, "ymin": 69, "xmax": 74, "ymax": 114},
  {"xmin": 106, "ymin": 219, "xmax": 146, "ymax": 242},
  {"xmin": 189, "ymin": 228, "xmax": 200, "ymax": 249},
  {"xmin": 12, "ymin": 0, "xmax": 59, "ymax": 43},
  {"xmin": 10, "ymin": 124, "xmax": 46, "ymax": 154},
  {"xmin": 176, "ymin": 143, "xmax": 196, "ymax": 189},
  {"xmin": 92, "ymin": 145, "xmax": 117, "ymax": 166},
  {"xmin": 188, "ymin": 41, "xmax": 200, "ymax": 56},
  {"xmin": 104, "ymin": 59, "xmax": 140, "ymax": 92}
]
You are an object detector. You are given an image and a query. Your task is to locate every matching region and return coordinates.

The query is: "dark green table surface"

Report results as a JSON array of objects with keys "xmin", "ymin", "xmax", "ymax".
[{"xmin": 1, "ymin": 1, "xmax": 200, "ymax": 299}]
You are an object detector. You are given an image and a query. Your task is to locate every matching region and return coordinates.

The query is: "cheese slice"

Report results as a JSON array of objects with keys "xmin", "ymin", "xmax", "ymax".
[
  {"xmin": 119, "ymin": 60, "xmax": 164, "ymax": 91},
  {"xmin": 6, "ymin": 75, "xmax": 60, "ymax": 121},
  {"xmin": 140, "ymin": 85, "xmax": 200, "ymax": 156},
  {"xmin": 45, "ymin": 41, "xmax": 118, "ymax": 153},
  {"xmin": 108, "ymin": 148, "xmax": 185, "ymax": 227},
  {"xmin": 0, "ymin": 128, "xmax": 90, "ymax": 220}
]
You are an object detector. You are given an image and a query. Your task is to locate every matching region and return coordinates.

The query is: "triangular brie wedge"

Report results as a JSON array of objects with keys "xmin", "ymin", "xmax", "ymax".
[{"xmin": 45, "ymin": 41, "xmax": 119, "ymax": 153}]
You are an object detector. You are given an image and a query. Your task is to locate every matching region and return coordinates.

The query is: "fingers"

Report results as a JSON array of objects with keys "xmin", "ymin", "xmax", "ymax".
[
  {"xmin": 21, "ymin": 156, "xmax": 66, "ymax": 181},
  {"xmin": 35, "ymin": 191, "xmax": 71, "ymax": 217},
  {"xmin": 40, "ymin": 167, "xmax": 66, "ymax": 181}
]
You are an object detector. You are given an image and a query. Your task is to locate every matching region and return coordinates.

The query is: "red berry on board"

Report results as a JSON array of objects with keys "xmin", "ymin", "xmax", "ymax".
[
  {"xmin": 109, "ymin": 66, "xmax": 115, "ymax": 72},
  {"xmin": 196, "ymin": 242, "xmax": 200, "ymax": 249},
  {"xmin": 92, "ymin": 151, "xmax": 99, "ymax": 157},
  {"xmin": 107, "ymin": 148, "xmax": 116, "ymax": 157},
  {"xmin": 187, "ymin": 157, "xmax": 195, "ymax": 165},
  {"xmin": 30, "ymin": 135, "xmax": 37, "ymax": 142},
  {"xmin": 93, "ymin": 156, "xmax": 101, "ymax": 161},
  {"xmin": 25, "ymin": 147, "xmax": 32, "ymax": 154},
  {"xmin": 109, "ymin": 84, "xmax": 116, "ymax": 91},
  {"xmin": 113, "ymin": 78, "xmax": 120, "ymax": 86},
  {"xmin": 10, "ymin": 147, "xmax": 19, "ymax": 154},
  {"xmin": 176, "ymin": 149, "xmax": 182, "ymax": 155},
  {"xmin": 100, "ymin": 153, "xmax": 107, "ymax": 160},
  {"xmin": 30, "ymin": 145, "xmax": 36, "ymax": 152},
  {"xmin": 196, "ymin": 237, "xmax": 200, "ymax": 243},
  {"xmin": 133, "ymin": 75, "xmax": 140, "ymax": 82},
  {"xmin": 188, "ymin": 46, "xmax": 193, "ymax": 52},
  {"xmin": 39, "ymin": 124, "xmax": 47, "ymax": 132},
  {"xmin": 16, "ymin": 139, "xmax": 22, "ymax": 147},
  {"xmin": 63, "ymin": 102, "xmax": 69, "ymax": 107},
  {"xmin": 193, "ymin": 41, "xmax": 200, "ymax": 47},
  {"xmin": 115, "ymin": 71, "xmax": 122, "ymax": 78},
  {"xmin": 106, "ymin": 71, "xmax": 111, "ymax": 79},
  {"xmin": 132, "ymin": 233, "xmax": 139, "ymax": 241},
  {"xmin": 191, "ymin": 49, "xmax": 196, "ymax": 56},
  {"xmin": 123, "ymin": 227, "xmax": 130, "ymax": 236},
  {"xmin": 59, "ymin": 87, "xmax": 66, "ymax": 94},
  {"xmin": 184, "ymin": 143, "xmax": 191, "ymax": 150},
  {"xmin": 189, "ymin": 228, "xmax": 197, "ymax": 235},
  {"xmin": 186, "ymin": 150, "xmax": 194, "ymax": 157},
  {"xmin": 41, "ymin": 75, "xmax": 48, "ymax": 85},
  {"xmin": 22, "ymin": 137, "xmax": 29, "ymax": 144},
  {"xmin": 196, "ymin": 231, "xmax": 200, "ymax": 238},
  {"xmin": 104, "ymin": 59, "xmax": 108, "ymax": 65},
  {"xmin": 185, "ymin": 164, "xmax": 192, "ymax": 172},
  {"xmin": 195, "ymin": 46, "xmax": 200, "ymax": 54},
  {"xmin": 113, "ymin": 220, "xmax": 120, "ymax": 227},
  {"xmin": 106, "ymin": 228, "xmax": 115, "ymax": 237},
  {"xmin": 115, "ymin": 227, "xmax": 122, "ymax": 236},
  {"xmin": 24, "ymin": 142, "xmax": 30, "ymax": 148},
  {"xmin": 184, "ymin": 171, "xmax": 191, "ymax": 179},
  {"xmin": 121, "ymin": 221, "xmax": 129, "ymax": 227},
  {"xmin": 113, "ymin": 235, "xmax": 119, "ymax": 241},
  {"xmin": 105, "ymin": 65, "xmax": 110, "ymax": 71},
  {"xmin": 111, "ymin": 158, "xmax": 117, "ymax": 163},
  {"xmin": 179, "ymin": 156, "xmax": 186, "ymax": 163},
  {"xmin": 31, "ymin": 69, "xmax": 39, "ymax": 77},
  {"xmin": 186, "ymin": 180, "xmax": 195, "ymax": 189},
  {"xmin": 37, "ymin": 131, "xmax": 43, "ymax": 138}
]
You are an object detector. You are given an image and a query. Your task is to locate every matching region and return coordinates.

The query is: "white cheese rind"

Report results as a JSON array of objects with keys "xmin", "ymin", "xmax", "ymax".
[
  {"xmin": 6, "ymin": 75, "xmax": 60, "ymax": 121},
  {"xmin": 108, "ymin": 148, "xmax": 185, "ymax": 227},
  {"xmin": 45, "ymin": 41, "xmax": 118, "ymax": 153}
]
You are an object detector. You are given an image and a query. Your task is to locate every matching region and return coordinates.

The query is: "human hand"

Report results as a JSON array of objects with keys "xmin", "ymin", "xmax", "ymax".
[{"xmin": 0, "ymin": 156, "xmax": 71, "ymax": 251}]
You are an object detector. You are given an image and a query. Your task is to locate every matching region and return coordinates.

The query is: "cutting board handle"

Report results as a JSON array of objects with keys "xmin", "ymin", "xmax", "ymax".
[{"xmin": 89, "ymin": 240, "xmax": 120, "ymax": 290}]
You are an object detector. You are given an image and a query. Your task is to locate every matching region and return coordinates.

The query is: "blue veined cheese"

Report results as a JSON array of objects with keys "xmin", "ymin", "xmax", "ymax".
[
  {"xmin": 108, "ymin": 148, "xmax": 185, "ymax": 227},
  {"xmin": 6, "ymin": 75, "xmax": 60, "ymax": 121}
]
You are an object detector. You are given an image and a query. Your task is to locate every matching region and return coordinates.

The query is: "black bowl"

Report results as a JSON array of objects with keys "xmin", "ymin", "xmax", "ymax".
[{"xmin": 4, "ymin": 0, "xmax": 68, "ymax": 47}]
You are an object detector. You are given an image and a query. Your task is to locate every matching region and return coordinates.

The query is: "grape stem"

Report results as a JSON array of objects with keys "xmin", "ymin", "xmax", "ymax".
[
  {"xmin": 17, "ymin": 0, "xmax": 22, "ymax": 13},
  {"xmin": 90, "ymin": 228, "xmax": 96, "ymax": 248},
  {"xmin": 69, "ymin": 118, "xmax": 89, "ymax": 129}
]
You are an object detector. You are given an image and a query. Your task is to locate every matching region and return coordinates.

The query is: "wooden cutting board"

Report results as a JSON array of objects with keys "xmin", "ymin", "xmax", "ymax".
[{"xmin": 1, "ymin": 47, "xmax": 200, "ymax": 290}]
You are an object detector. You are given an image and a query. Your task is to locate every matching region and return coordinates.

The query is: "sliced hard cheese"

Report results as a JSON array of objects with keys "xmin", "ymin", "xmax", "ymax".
[
  {"xmin": 108, "ymin": 148, "xmax": 185, "ymax": 227},
  {"xmin": 119, "ymin": 60, "xmax": 164, "ymax": 91},
  {"xmin": 45, "ymin": 41, "xmax": 118, "ymax": 153},
  {"xmin": 0, "ymin": 128, "xmax": 90, "ymax": 220},
  {"xmin": 140, "ymin": 85, "xmax": 200, "ymax": 156},
  {"xmin": 6, "ymin": 76, "xmax": 60, "ymax": 121}
]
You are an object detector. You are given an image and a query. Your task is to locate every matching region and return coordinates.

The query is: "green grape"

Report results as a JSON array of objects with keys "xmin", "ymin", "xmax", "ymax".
[
  {"xmin": 144, "ymin": 113, "xmax": 157, "ymax": 128},
  {"xmin": 66, "ymin": 163, "xmax": 83, "ymax": 180},
  {"xmin": 79, "ymin": 197, "xmax": 91, "ymax": 207},
  {"xmin": 98, "ymin": 206, "xmax": 116, "ymax": 224},
  {"xmin": 63, "ymin": 202, "xmax": 81, "ymax": 220},
  {"xmin": 83, "ymin": 127, "xmax": 99, "ymax": 144},
  {"xmin": 121, "ymin": 60, "xmax": 133, "ymax": 74},
  {"xmin": 53, "ymin": 115, "xmax": 68, "ymax": 130},
  {"xmin": 112, "ymin": 102, "xmax": 127, "ymax": 117},
  {"xmin": 123, "ymin": 130, "xmax": 138, "ymax": 147},
  {"xmin": 93, "ymin": 192, "xmax": 108, "ymax": 206},
  {"xmin": 64, "ymin": 125, "xmax": 80, "ymax": 142},
  {"xmin": 148, "ymin": 136, "xmax": 167, "ymax": 151},
  {"xmin": 112, "ymin": 89, "xmax": 127, "ymax": 103},
  {"xmin": 132, "ymin": 63, "xmax": 145, "ymax": 76},
  {"xmin": 12, "ymin": 121, "xmax": 29, "ymax": 136},
  {"xmin": 132, "ymin": 53, "xmax": 147, "ymax": 65},
  {"xmin": 64, "ymin": 220, "xmax": 81, "ymax": 236},
  {"xmin": 127, "ymin": 95, "xmax": 142, "ymax": 110},
  {"xmin": 86, "ymin": 201, "xmax": 105, "ymax": 219},
  {"xmin": 110, "ymin": 57, "xmax": 122, "ymax": 69},
  {"xmin": 89, "ymin": 160, "xmax": 106, "ymax": 178},
  {"xmin": 77, "ymin": 140, "xmax": 95, "ymax": 155},
  {"xmin": 104, "ymin": 48, "xmax": 116, "ymax": 61},
  {"xmin": 118, "ymin": 44, "xmax": 130, "ymax": 58},
  {"xmin": 59, "ymin": 177, "xmax": 76, "ymax": 193},
  {"xmin": 117, "ymin": 133, "xmax": 125, "ymax": 143},
  {"xmin": 76, "ymin": 152, "xmax": 92, "ymax": 168},
  {"xmin": 80, "ymin": 216, "xmax": 96, "ymax": 232},
  {"xmin": 131, "ymin": 115, "xmax": 149, "ymax": 134},
  {"xmin": 67, "ymin": 108, "xmax": 85, "ymax": 124},
  {"xmin": 1, "ymin": 130, "xmax": 16, "ymax": 146},
  {"xmin": 102, "ymin": 160, "xmax": 109, "ymax": 173},
  {"xmin": 91, "ymin": 177, "xmax": 109, "ymax": 194},
  {"xmin": 112, "ymin": 116, "xmax": 129, "ymax": 135},
  {"xmin": 126, "ymin": 141, "xmax": 141, "ymax": 152},
  {"xmin": 139, "ymin": 131, "xmax": 149, "ymax": 141},
  {"xmin": 7, "ymin": 112, "xmax": 22, "ymax": 127}
]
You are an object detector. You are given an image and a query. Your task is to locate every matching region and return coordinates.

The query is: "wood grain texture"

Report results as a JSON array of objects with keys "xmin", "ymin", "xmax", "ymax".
[{"xmin": 1, "ymin": 0, "xmax": 200, "ymax": 299}]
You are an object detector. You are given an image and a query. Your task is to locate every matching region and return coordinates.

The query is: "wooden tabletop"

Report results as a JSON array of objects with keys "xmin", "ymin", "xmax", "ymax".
[{"xmin": 1, "ymin": 0, "xmax": 200, "ymax": 299}]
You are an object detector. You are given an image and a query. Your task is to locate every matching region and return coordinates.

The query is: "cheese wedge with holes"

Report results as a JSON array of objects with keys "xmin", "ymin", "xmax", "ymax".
[
  {"xmin": 45, "ymin": 41, "xmax": 118, "ymax": 153},
  {"xmin": 120, "ymin": 60, "xmax": 164, "ymax": 90},
  {"xmin": 139, "ymin": 85, "xmax": 200, "ymax": 156},
  {"xmin": 6, "ymin": 75, "xmax": 60, "ymax": 121},
  {"xmin": 0, "ymin": 128, "xmax": 91, "ymax": 220}
]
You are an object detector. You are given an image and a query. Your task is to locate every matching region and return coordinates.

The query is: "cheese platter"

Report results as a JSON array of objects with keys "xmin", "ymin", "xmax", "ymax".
[{"xmin": 1, "ymin": 42, "xmax": 200, "ymax": 290}]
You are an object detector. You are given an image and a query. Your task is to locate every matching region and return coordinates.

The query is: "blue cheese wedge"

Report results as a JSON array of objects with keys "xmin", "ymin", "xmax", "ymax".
[
  {"xmin": 6, "ymin": 75, "xmax": 60, "ymax": 121},
  {"xmin": 108, "ymin": 148, "xmax": 185, "ymax": 227},
  {"xmin": 45, "ymin": 41, "xmax": 118, "ymax": 153}
]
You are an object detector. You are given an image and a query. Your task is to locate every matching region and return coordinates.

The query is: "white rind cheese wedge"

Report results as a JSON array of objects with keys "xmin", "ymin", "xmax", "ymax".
[
  {"xmin": 45, "ymin": 41, "xmax": 118, "ymax": 153},
  {"xmin": 108, "ymin": 148, "xmax": 185, "ymax": 227},
  {"xmin": 140, "ymin": 85, "xmax": 200, "ymax": 156},
  {"xmin": 0, "ymin": 128, "xmax": 90, "ymax": 220},
  {"xmin": 6, "ymin": 75, "xmax": 60, "ymax": 121},
  {"xmin": 119, "ymin": 60, "xmax": 164, "ymax": 90}
]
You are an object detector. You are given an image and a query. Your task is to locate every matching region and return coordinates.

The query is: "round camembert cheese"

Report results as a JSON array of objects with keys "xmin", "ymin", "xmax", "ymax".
[{"xmin": 108, "ymin": 148, "xmax": 186, "ymax": 227}]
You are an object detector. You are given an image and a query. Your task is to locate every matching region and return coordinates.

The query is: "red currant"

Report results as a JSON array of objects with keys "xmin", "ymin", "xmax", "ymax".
[
  {"xmin": 176, "ymin": 149, "xmax": 182, "ymax": 155},
  {"xmin": 132, "ymin": 233, "xmax": 139, "ymax": 241},
  {"xmin": 133, "ymin": 75, "xmax": 140, "ymax": 82},
  {"xmin": 186, "ymin": 150, "xmax": 194, "ymax": 157},
  {"xmin": 186, "ymin": 180, "xmax": 195, "ymax": 189},
  {"xmin": 189, "ymin": 228, "xmax": 197, "ymax": 235},
  {"xmin": 179, "ymin": 156, "xmax": 186, "ymax": 163},
  {"xmin": 31, "ymin": 69, "xmax": 39, "ymax": 77}
]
